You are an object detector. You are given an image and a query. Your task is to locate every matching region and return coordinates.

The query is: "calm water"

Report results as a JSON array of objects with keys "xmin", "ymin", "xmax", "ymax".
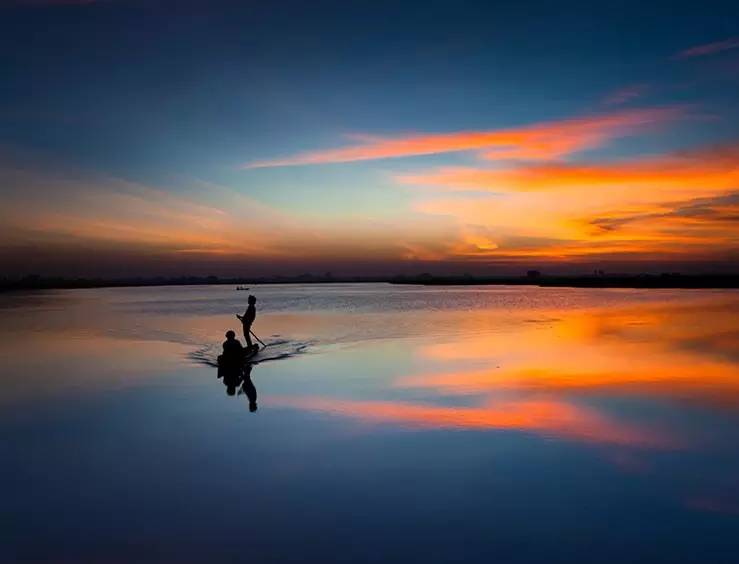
[{"xmin": 3, "ymin": 284, "xmax": 739, "ymax": 563}]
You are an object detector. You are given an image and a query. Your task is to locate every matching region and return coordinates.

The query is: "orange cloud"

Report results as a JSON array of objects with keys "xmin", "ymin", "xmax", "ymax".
[
  {"xmin": 401, "ymin": 142, "xmax": 739, "ymax": 261},
  {"xmin": 586, "ymin": 193, "xmax": 739, "ymax": 239},
  {"xmin": 677, "ymin": 37, "xmax": 739, "ymax": 58},
  {"xmin": 243, "ymin": 107, "xmax": 683, "ymax": 168},
  {"xmin": 400, "ymin": 144, "xmax": 739, "ymax": 194}
]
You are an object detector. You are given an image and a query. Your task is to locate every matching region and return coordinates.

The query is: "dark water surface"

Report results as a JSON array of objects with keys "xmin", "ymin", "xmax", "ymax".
[{"xmin": 3, "ymin": 284, "xmax": 739, "ymax": 563}]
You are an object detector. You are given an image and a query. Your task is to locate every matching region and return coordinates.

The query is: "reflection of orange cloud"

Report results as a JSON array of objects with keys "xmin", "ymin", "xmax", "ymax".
[
  {"xmin": 271, "ymin": 396, "xmax": 672, "ymax": 448},
  {"xmin": 401, "ymin": 297, "xmax": 739, "ymax": 409},
  {"xmin": 398, "ymin": 365, "xmax": 739, "ymax": 406},
  {"xmin": 244, "ymin": 107, "xmax": 682, "ymax": 168}
]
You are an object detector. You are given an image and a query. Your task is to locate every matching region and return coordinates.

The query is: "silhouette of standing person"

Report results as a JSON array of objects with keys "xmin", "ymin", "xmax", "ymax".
[{"xmin": 236, "ymin": 295, "xmax": 257, "ymax": 349}]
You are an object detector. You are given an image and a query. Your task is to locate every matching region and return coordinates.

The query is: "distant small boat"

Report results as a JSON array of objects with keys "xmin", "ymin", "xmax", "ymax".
[{"xmin": 236, "ymin": 286, "xmax": 250, "ymax": 291}]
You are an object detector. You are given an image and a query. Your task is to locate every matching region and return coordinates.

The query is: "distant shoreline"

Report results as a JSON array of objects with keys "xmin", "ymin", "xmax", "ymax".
[
  {"xmin": 390, "ymin": 274, "xmax": 739, "ymax": 289},
  {"xmin": 2, "ymin": 273, "xmax": 738, "ymax": 292}
]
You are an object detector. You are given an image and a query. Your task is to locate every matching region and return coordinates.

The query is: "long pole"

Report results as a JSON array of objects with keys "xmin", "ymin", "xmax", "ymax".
[{"xmin": 250, "ymin": 329, "xmax": 267, "ymax": 348}]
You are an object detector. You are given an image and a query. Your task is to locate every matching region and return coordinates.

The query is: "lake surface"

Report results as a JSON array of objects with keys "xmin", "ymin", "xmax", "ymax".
[{"xmin": 3, "ymin": 283, "xmax": 739, "ymax": 563}]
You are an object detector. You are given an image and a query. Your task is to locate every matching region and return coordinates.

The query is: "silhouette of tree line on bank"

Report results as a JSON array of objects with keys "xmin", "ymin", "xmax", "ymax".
[{"xmin": 2, "ymin": 271, "xmax": 738, "ymax": 291}]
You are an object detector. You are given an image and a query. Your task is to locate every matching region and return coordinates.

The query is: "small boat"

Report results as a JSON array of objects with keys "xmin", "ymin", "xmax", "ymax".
[
  {"xmin": 217, "ymin": 344, "xmax": 260, "ymax": 376},
  {"xmin": 236, "ymin": 286, "xmax": 250, "ymax": 291},
  {"xmin": 242, "ymin": 343, "xmax": 260, "ymax": 361}
]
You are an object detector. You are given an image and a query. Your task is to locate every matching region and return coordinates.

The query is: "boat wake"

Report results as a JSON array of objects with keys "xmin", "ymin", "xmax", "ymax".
[{"xmin": 187, "ymin": 337, "xmax": 311, "ymax": 368}]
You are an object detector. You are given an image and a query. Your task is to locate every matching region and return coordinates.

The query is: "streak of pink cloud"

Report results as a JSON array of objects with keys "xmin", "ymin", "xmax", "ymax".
[
  {"xmin": 243, "ymin": 107, "xmax": 684, "ymax": 169},
  {"xmin": 602, "ymin": 84, "xmax": 650, "ymax": 106},
  {"xmin": 676, "ymin": 37, "xmax": 739, "ymax": 58}
]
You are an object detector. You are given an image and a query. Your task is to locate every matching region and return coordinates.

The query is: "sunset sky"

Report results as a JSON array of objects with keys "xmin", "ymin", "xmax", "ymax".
[{"xmin": 1, "ymin": 0, "xmax": 738, "ymax": 277}]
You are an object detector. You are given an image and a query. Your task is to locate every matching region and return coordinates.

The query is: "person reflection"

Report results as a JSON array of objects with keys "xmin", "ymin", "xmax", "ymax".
[
  {"xmin": 222, "ymin": 369, "xmax": 241, "ymax": 396},
  {"xmin": 240, "ymin": 365, "xmax": 258, "ymax": 412}
]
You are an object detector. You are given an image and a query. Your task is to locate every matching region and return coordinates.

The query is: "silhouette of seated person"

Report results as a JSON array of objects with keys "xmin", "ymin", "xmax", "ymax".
[
  {"xmin": 219, "ymin": 330, "xmax": 244, "ymax": 382},
  {"xmin": 222, "ymin": 330, "xmax": 244, "ymax": 358},
  {"xmin": 240, "ymin": 365, "xmax": 258, "ymax": 412}
]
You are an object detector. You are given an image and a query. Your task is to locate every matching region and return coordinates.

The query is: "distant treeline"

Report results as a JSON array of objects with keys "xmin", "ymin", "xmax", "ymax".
[
  {"xmin": 391, "ymin": 272, "xmax": 739, "ymax": 289},
  {"xmin": 0, "ymin": 273, "xmax": 382, "ymax": 291},
  {"xmin": 1, "ymin": 272, "xmax": 738, "ymax": 291}
]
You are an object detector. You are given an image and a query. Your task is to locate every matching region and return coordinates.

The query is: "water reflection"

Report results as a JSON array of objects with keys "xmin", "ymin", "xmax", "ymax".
[
  {"xmin": 3, "ymin": 286, "xmax": 739, "ymax": 562},
  {"xmin": 241, "ymin": 366, "xmax": 258, "ymax": 412},
  {"xmin": 402, "ymin": 296, "xmax": 739, "ymax": 411},
  {"xmin": 218, "ymin": 360, "xmax": 258, "ymax": 411},
  {"xmin": 271, "ymin": 395, "xmax": 673, "ymax": 447},
  {"xmin": 269, "ymin": 293, "xmax": 739, "ymax": 456}
]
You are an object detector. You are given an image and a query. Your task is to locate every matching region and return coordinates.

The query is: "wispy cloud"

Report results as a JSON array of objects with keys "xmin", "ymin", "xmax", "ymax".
[
  {"xmin": 602, "ymin": 84, "xmax": 650, "ymax": 106},
  {"xmin": 243, "ymin": 107, "xmax": 683, "ymax": 168},
  {"xmin": 589, "ymin": 193, "xmax": 739, "ymax": 233},
  {"xmin": 0, "ymin": 155, "xmax": 462, "ymax": 275},
  {"xmin": 676, "ymin": 37, "xmax": 739, "ymax": 59}
]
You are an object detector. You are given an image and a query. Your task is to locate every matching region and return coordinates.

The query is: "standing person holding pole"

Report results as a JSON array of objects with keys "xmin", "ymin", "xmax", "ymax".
[{"xmin": 237, "ymin": 295, "xmax": 257, "ymax": 349}]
